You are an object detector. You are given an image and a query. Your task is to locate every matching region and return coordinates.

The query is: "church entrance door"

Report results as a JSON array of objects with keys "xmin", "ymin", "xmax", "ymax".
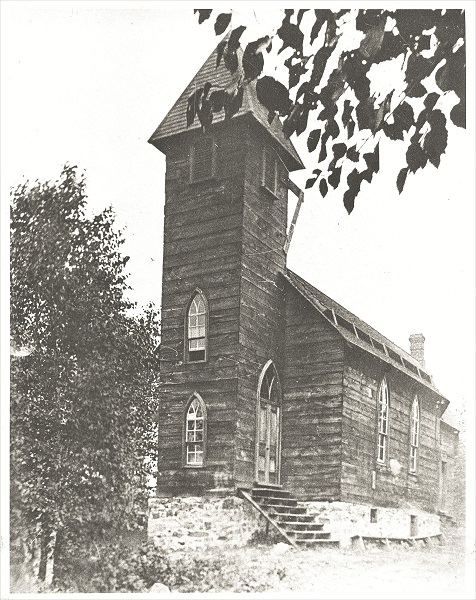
[{"xmin": 256, "ymin": 362, "xmax": 281, "ymax": 485}]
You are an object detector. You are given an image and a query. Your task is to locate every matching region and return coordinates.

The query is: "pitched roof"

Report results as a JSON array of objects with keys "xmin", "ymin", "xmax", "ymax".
[
  {"xmin": 148, "ymin": 43, "xmax": 304, "ymax": 171},
  {"xmin": 284, "ymin": 269, "xmax": 449, "ymax": 405}
]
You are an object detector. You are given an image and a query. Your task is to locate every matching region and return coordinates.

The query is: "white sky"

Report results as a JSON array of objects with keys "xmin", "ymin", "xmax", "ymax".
[{"xmin": 1, "ymin": 1, "xmax": 474, "ymax": 417}]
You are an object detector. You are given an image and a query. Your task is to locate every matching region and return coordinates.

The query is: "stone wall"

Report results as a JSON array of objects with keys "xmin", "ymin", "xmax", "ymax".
[
  {"xmin": 304, "ymin": 501, "xmax": 441, "ymax": 547},
  {"xmin": 148, "ymin": 495, "xmax": 264, "ymax": 550}
]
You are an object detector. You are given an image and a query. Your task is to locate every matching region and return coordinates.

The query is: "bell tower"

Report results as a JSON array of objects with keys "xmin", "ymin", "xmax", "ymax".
[{"xmin": 149, "ymin": 45, "xmax": 303, "ymax": 496}]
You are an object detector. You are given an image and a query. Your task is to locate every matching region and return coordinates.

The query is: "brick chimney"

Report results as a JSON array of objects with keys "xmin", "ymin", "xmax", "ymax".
[{"xmin": 409, "ymin": 333, "xmax": 425, "ymax": 368}]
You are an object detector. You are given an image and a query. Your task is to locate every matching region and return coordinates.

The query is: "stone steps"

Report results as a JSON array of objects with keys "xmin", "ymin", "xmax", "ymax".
[{"xmin": 250, "ymin": 486, "xmax": 339, "ymax": 550}]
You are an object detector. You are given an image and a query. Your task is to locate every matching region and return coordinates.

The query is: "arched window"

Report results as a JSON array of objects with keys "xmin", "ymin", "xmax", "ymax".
[
  {"xmin": 186, "ymin": 291, "xmax": 208, "ymax": 362},
  {"xmin": 184, "ymin": 394, "xmax": 206, "ymax": 466},
  {"xmin": 256, "ymin": 361, "xmax": 282, "ymax": 484},
  {"xmin": 377, "ymin": 378, "xmax": 389, "ymax": 463},
  {"xmin": 410, "ymin": 395, "xmax": 420, "ymax": 472}
]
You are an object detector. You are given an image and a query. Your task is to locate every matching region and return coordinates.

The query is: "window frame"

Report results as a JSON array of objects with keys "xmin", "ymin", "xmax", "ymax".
[
  {"xmin": 409, "ymin": 395, "xmax": 420, "ymax": 473},
  {"xmin": 183, "ymin": 393, "xmax": 207, "ymax": 467},
  {"xmin": 261, "ymin": 145, "xmax": 287, "ymax": 199},
  {"xmin": 184, "ymin": 289, "xmax": 209, "ymax": 363},
  {"xmin": 376, "ymin": 377, "xmax": 390, "ymax": 465},
  {"xmin": 189, "ymin": 135, "xmax": 216, "ymax": 183}
]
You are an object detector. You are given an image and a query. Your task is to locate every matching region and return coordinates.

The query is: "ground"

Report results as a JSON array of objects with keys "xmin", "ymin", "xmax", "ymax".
[{"xmin": 170, "ymin": 527, "xmax": 472, "ymax": 598}]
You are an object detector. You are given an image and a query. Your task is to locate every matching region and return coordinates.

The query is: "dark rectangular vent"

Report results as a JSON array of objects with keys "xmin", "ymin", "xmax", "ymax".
[
  {"xmin": 335, "ymin": 314, "xmax": 355, "ymax": 333},
  {"xmin": 372, "ymin": 339, "xmax": 386, "ymax": 353},
  {"xmin": 387, "ymin": 347, "xmax": 402, "ymax": 363},
  {"xmin": 420, "ymin": 371, "xmax": 432, "ymax": 383},
  {"xmin": 355, "ymin": 327, "xmax": 372, "ymax": 344},
  {"xmin": 402, "ymin": 358, "xmax": 420, "ymax": 375}
]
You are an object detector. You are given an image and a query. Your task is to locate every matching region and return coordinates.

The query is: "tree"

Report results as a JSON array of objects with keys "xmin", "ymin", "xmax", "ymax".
[
  {"xmin": 191, "ymin": 8, "xmax": 465, "ymax": 213},
  {"xmin": 10, "ymin": 166, "xmax": 160, "ymax": 589}
]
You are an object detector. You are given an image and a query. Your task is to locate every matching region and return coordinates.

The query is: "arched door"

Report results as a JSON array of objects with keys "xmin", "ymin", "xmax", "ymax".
[{"xmin": 256, "ymin": 362, "xmax": 282, "ymax": 485}]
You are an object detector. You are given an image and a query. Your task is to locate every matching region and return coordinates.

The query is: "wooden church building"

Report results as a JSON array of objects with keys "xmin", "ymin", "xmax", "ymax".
[{"xmin": 147, "ymin": 44, "xmax": 459, "ymax": 548}]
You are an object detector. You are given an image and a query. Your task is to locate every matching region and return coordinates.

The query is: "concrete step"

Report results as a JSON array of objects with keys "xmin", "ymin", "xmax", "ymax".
[
  {"xmin": 252, "ymin": 487, "xmax": 291, "ymax": 499},
  {"xmin": 254, "ymin": 496, "xmax": 298, "ymax": 507},
  {"xmin": 295, "ymin": 539, "xmax": 340, "ymax": 548},
  {"xmin": 273, "ymin": 512, "xmax": 316, "ymax": 523},
  {"xmin": 292, "ymin": 531, "xmax": 331, "ymax": 540},
  {"xmin": 266, "ymin": 504, "xmax": 307, "ymax": 515},
  {"xmin": 278, "ymin": 520, "xmax": 324, "ymax": 531}
]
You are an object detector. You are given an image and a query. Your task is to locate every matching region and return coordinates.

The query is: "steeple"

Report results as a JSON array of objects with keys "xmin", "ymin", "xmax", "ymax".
[{"xmin": 148, "ymin": 43, "xmax": 304, "ymax": 173}]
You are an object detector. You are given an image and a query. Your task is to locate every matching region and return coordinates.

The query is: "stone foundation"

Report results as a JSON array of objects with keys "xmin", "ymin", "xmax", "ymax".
[
  {"xmin": 148, "ymin": 495, "xmax": 264, "ymax": 550},
  {"xmin": 303, "ymin": 501, "xmax": 441, "ymax": 548}
]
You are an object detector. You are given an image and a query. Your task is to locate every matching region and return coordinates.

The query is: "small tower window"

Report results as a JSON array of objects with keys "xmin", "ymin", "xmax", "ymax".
[
  {"xmin": 185, "ymin": 395, "xmax": 206, "ymax": 466},
  {"xmin": 377, "ymin": 377, "xmax": 389, "ymax": 463},
  {"xmin": 410, "ymin": 395, "xmax": 420, "ymax": 472},
  {"xmin": 190, "ymin": 136, "xmax": 215, "ymax": 182},
  {"xmin": 262, "ymin": 145, "xmax": 286, "ymax": 197},
  {"xmin": 186, "ymin": 291, "xmax": 208, "ymax": 362}
]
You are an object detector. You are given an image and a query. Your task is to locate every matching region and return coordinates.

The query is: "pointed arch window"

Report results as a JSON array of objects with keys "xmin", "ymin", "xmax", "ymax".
[
  {"xmin": 377, "ymin": 378, "xmax": 389, "ymax": 464},
  {"xmin": 186, "ymin": 291, "xmax": 208, "ymax": 362},
  {"xmin": 256, "ymin": 361, "xmax": 282, "ymax": 484},
  {"xmin": 185, "ymin": 394, "xmax": 206, "ymax": 466},
  {"xmin": 410, "ymin": 395, "xmax": 420, "ymax": 472}
]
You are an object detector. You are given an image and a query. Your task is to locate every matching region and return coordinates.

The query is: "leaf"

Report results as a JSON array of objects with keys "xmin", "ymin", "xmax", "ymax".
[
  {"xmin": 347, "ymin": 118, "xmax": 355, "ymax": 138},
  {"xmin": 256, "ymin": 76, "xmax": 292, "ymax": 116},
  {"xmin": 310, "ymin": 10, "xmax": 332, "ymax": 44},
  {"xmin": 216, "ymin": 40, "xmax": 228, "ymax": 67},
  {"xmin": 305, "ymin": 177, "xmax": 317, "ymax": 189},
  {"xmin": 297, "ymin": 9, "xmax": 308, "ymax": 25},
  {"xmin": 223, "ymin": 86, "xmax": 244, "ymax": 120},
  {"xmin": 346, "ymin": 145, "xmax": 360, "ymax": 162},
  {"xmin": 223, "ymin": 48, "xmax": 239, "ymax": 73},
  {"xmin": 423, "ymin": 110, "xmax": 447, "ymax": 167},
  {"xmin": 450, "ymin": 98, "xmax": 465, "ymax": 128},
  {"xmin": 194, "ymin": 9, "xmax": 212, "ymax": 24},
  {"xmin": 396, "ymin": 167, "xmax": 408, "ymax": 194},
  {"xmin": 209, "ymin": 89, "xmax": 225, "ymax": 112},
  {"xmin": 319, "ymin": 178, "xmax": 329, "ymax": 198},
  {"xmin": 228, "ymin": 26, "xmax": 246, "ymax": 52},
  {"xmin": 307, "ymin": 129, "xmax": 321, "ymax": 152},
  {"xmin": 277, "ymin": 14, "xmax": 304, "ymax": 54},
  {"xmin": 364, "ymin": 144, "xmax": 380, "ymax": 174},
  {"xmin": 406, "ymin": 141, "xmax": 428, "ymax": 172},
  {"xmin": 332, "ymin": 143, "xmax": 347, "ymax": 161},
  {"xmin": 328, "ymin": 167, "xmax": 342, "ymax": 189},
  {"xmin": 359, "ymin": 15, "xmax": 386, "ymax": 58},
  {"xmin": 186, "ymin": 88, "xmax": 203, "ymax": 127},
  {"xmin": 214, "ymin": 13, "xmax": 232, "ymax": 35},
  {"xmin": 243, "ymin": 39, "xmax": 267, "ymax": 81}
]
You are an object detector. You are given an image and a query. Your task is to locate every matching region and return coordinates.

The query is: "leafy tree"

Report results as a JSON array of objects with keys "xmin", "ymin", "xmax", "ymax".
[
  {"xmin": 10, "ymin": 165, "xmax": 160, "ymax": 588},
  {"xmin": 191, "ymin": 8, "xmax": 465, "ymax": 213}
]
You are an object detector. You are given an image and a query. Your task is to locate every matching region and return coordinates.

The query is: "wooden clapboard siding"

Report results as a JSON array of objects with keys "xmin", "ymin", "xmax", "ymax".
[
  {"xmin": 157, "ymin": 122, "xmax": 248, "ymax": 496},
  {"xmin": 234, "ymin": 123, "xmax": 288, "ymax": 489},
  {"xmin": 281, "ymin": 283, "xmax": 345, "ymax": 501},
  {"xmin": 341, "ymin": 346, "xmax": 441, "ymax": 511}
]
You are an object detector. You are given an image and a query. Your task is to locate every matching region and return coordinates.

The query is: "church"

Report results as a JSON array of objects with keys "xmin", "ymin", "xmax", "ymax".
[{"xmin": 147, "ymin": 43, "xmax": 459, "ymax": 549}]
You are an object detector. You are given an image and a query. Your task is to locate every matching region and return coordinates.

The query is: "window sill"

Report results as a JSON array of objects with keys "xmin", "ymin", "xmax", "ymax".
[
  {"xmin": 185, "ymin": 359, "xmax": 208, "ymax": 365},
  {"xmin": 260, "ymin": 184, "xmax": 280, "ymax": 200},
  {"xmin": 184, "ymin": 464, "xmax": 205, "ymax": 469}
]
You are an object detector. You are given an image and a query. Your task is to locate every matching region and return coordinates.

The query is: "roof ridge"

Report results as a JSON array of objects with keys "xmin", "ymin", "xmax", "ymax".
[
  {"xmin": 284, "ymin": 268, "xmax": 446, "ymax": 401},
  {"xmin": 286, "ymin": 268, "xmax": 422, "ymax": 367}
]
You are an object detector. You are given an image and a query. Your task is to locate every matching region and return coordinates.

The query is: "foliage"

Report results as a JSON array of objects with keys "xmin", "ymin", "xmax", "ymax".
[
  {"xmin": 10, "ymin": 165, "xmax": 160, "ymax": 582},
  {"xmin": 54, "ymin": 540, "xmax": 173, "ymax": 593},
  {"xmin": 192, "ymin": 9, "xmax": 465, "ymax": 212}
]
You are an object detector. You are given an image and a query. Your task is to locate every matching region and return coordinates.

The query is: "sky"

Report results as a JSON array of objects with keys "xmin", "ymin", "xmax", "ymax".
[{"xmin": 1, "ymin": 1, "xmax": 474, "ymax": 419}]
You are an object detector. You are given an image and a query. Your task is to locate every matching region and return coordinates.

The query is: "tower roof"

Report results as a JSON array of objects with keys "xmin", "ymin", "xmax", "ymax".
[{"xmin": 148, "ymin": 42, "xmax": 304, "ymax": 171}]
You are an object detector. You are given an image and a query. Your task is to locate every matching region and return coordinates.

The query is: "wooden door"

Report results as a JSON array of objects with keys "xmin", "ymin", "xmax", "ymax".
[{"xmin": 256, "ymin": 362, "xmax": 281, "ymax": 485}]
